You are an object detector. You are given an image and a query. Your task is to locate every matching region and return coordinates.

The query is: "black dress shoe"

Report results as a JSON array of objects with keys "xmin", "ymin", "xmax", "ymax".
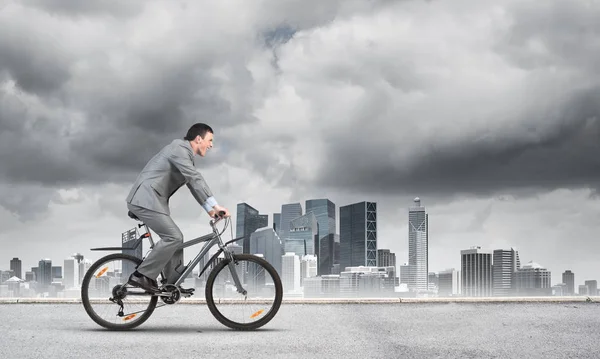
[
  {"xmin": 127, "ymin": 271, "xmax": 159, "ymax": 293},
  {"xmin": 178, "ymin": 287, "xmax": 195, "ymax": 294}
]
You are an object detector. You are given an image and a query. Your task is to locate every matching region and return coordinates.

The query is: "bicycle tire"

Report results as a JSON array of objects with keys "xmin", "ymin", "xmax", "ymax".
[
  {"xmin": 81, "ymin": 253, "xmax": 158, "ymax": 330},
  {"xmin": 205, "ymin": 253, "xmax": 283, "ymax": 330}
]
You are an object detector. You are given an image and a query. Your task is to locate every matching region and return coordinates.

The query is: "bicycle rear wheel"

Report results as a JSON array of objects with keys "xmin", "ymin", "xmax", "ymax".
[
  {"xmin": 205, "ymin": 254, "xmax": 283, "ymax": 330},
  {"xmin": 81, "ymin": 253, "xmax": 158, "ymax": 330}
]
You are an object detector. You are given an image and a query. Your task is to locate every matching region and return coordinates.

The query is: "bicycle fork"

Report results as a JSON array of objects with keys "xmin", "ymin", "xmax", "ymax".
[{"xmin": 223, "ymin": 250, "xmax": 247, "ymax": 296}]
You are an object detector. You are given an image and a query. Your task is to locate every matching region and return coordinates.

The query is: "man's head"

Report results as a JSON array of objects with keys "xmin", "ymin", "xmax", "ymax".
[{"xmin": 184, "ymin": 123, "xmax": 214, "ymax": 157}]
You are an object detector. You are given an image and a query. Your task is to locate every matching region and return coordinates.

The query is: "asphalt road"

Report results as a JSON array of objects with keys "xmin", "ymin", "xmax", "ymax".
[{"xmin": 1, "ymin": 302, "xmax": 599, "ymax": 358}]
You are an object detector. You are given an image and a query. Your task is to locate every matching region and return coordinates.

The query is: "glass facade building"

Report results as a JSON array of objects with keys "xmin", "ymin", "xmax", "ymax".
[
  {"xmin": 287, "ymin": 212, "xmax": 318, "ymax": 257},
  {"xmin": 306, "ymin": 199, "xmax": 337, "ymax": 275},
  {"xmin": 408, "ymin": 197, "xmax": 428, "ymax": 291},
  {"xmin": 236, "ymin": 203, "xmax": 268, "ymax": 254},
  {"xmin": 279, "ymin": 203, "xmax": 302, "ymax": 241},
  {"xmin": 339, "ymin": 201, "xmax": 377, "ymax": 270},
  {"xmin": 461, "ymin": 247, "xmax": 493, "ymax": 297}
]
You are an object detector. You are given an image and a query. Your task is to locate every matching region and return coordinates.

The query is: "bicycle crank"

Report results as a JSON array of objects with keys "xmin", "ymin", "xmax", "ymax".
[{"xmin": 159, "ymin": 284, "xmax": 181, "ymax": 304}]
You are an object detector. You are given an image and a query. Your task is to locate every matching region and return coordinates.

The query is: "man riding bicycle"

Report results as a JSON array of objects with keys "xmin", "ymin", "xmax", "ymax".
[{"xmin": 125, "ymin": 123, "xmax": 231, "ymax": 293}]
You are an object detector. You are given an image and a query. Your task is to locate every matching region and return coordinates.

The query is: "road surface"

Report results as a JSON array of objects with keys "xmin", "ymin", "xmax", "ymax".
[{"xmin": 1, "ymin": 302, "xmax": 599, "ymax": 358}]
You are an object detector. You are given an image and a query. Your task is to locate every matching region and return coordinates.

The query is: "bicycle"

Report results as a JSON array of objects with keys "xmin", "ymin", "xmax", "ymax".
[{"xmin": 80, "ymin": 210, "xmax": 283, "ymax": 331}]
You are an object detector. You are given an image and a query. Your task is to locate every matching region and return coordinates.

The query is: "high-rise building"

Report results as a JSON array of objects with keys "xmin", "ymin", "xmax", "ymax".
[
  {"xmin": 250, "ymin": 227, "xmax": 283, "ymax": 277},
  {"xmin": 584, "ymin": 280, "xmax": 598, "ymax": 296},
  {"xmin": 122, "ymin": 228, "xmax": 142, "ymax": 278},
  {"xmin": 72, "ymin": 253, "xmax": 84, "ymax": 285},
  {"xmin": 461, "ymin": 247, "xmax": 492, "ymax": 297},
  {"xmin": 38, "ymin": 259, "xmax": 53, "ymax": 291},
  {"xmin": 51, "ymin": 266, "xmax": 62, "ymax": 279},
  {"xmin": 438, "ymin": 268, "xmax": 461, "ymax": 297},
  {"xmin": 377, "ymin": 249, "xmax": 396, "ymax": 268},
  {"xmin": 300, "ymin": 254, "xmax": 318, "ymax": 287},
  {"xmin": 236, "ymin": 203, "xmax": 268, "ymax": 254},
  {"xmin": 279, "ymin": 203, "xmax": 303, "ymax": 241},
  {"xmin": 10, "ymin": 258, "xmax": 22, "ymax": 280},
  {"xmin": 408, "ymin": 197, "xmax": 428, "ymax": 291},
  {"xmin": 306, "ymin": 199, "xmax": 338, "ymax": 275},
  {"xmin": 515, "ymin": 261, "xmax": 552, "ymax": 296},
  {"xmin": 562, "ymin": 270, "xmax": 575, "ymax": 295},
  {"xmin": 63, "ymin": 257, "xmax": 79, "ymax": 289},
  {"xmin": 493, "ymin": 248, "xmax": 520, "ymax": 296},
  {"xmin": 400, "ymin": 263, "xmax": 416, "ymax": 288},
  {"xmin": 281, "ymin": 252, "xmax": 301, "ymax": 293},
  {"xmin": 287, "ymin": 212, "xmax": 318, "ymax": 257},
  {"xmin": 273, "ymin": 213, "xmax": 281, "ymax": 236},
  {"xmin": 428, "ymin": 272, "xmax": 439, "ymax": 290},
  {"xmin": 339, "ymin": 201, "xmax": 377, "ymax": 270}
]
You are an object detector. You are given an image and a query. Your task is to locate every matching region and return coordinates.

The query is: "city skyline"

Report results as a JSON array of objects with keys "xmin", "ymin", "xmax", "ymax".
[
  {"xmin": 1, "ymin": 1, "xmax": 599, "ymax": 290},
  {"xmin": 2, "ymin": 196, "xmax": 597, "ymax": 291},
  {"xmin": 3, "ymin": 242, "xmax": 596, "ymax": 298}
]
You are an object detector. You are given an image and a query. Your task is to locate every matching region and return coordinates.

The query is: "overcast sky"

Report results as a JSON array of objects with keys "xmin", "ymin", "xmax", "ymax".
[{"xmin": 1, "ymin": 0, "xmax": 599, "ymax": 287}]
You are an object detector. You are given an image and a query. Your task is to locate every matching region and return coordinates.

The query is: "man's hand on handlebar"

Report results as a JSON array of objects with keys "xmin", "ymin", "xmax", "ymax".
[{"xmin": 209, "ymin": 204, "xmax": 231, "ymax": 219}]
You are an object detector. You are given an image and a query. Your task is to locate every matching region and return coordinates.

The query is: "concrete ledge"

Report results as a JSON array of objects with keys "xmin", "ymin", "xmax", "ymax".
[{"xmin": 1, "ymin": 296, "xmax": 599, "ymax": 304}]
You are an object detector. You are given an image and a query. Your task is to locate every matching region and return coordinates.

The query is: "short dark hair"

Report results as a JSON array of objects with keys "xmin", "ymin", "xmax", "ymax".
[{"xmin": 184, "ymin": 123, "xmax": 213, "ymax": 141}]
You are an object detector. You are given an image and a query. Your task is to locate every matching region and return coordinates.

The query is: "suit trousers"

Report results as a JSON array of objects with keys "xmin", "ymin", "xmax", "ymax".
[{"xmin": 127, "ymin": 203, "xmax": 185, "ymax": 284}]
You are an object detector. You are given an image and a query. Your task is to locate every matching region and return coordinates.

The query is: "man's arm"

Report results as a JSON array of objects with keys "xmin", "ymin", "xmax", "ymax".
[{"xmin": 167, "ymin": 144, "xmax": 218, "ymax": 213}]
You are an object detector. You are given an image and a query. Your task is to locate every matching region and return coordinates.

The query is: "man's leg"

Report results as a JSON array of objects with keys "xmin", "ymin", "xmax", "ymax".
[{"xmin": 127, "ymin": 204, "xmax": 185, "ymax": 286}]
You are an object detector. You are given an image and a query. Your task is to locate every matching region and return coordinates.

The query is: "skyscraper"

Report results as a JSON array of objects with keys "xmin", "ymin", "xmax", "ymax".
[
  {"xmin": 236, "ymin": 203, "xmax": 268, "ymax": 254},
  {"xmin": 273, "ymin": 213, "xmax": 281, "ymax": 236},
  {"xmin": 281, "ymin": 252, "xmax": 301, "ymax": 293},
  {"xmin": 10, "ymin": 258, "xmax": 22, "ymax": 280},
  {"xmin": 408, "ymin": 197, "xmax": 428, "ymax": 291},
  {"xmin": 72, "ymin": 253, "xmax": 84, "ymax": 285},
  {"xmin": 339, "ymin": 201, "xmax": 377, "ymax": 270},
  {"xmin": 38, "ymin": 259, "xmax": 53, "ymax": 291},
  {"xmin": 287, "ymin": 212, "xmax": 318, "ymax": 257},
  {"xmin": 279, "ymin": 203, "xmax": 303, "ymax": 241},
  {"xmin": 562, "ymin": 270, "xmax": 575, "ymax": 295},
  {"xmin": 377, "ymin": 249, "xmax": 396, "ymax": 268},
  {"xmin": 249, "ymin": 227, "xmax": 283, "ymax": 277},
  {"xmin": 306, "ymin": 199, "xmax": 337, "ymax": 275},
  {"xmin": 63, "ymin": 257, "xmax": 79, "ymax": 289},
  {"xmin": 461, "ymin": 247, "xmax": 492, "ymax": 297},
  {"xmin": 492, "ymin": 248, "xmax": 520, "ymax": 296}
]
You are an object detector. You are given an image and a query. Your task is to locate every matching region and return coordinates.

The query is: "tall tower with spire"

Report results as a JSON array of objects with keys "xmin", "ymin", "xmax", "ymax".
[{"xmin": 408, "ymin": 197, "xmax": 428, "ymax": 291}]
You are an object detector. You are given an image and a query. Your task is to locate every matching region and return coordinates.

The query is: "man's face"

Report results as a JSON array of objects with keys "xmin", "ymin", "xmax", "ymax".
[{"xmin": 197, "ymin": 132, "xmax": 213, "ymax": 156}]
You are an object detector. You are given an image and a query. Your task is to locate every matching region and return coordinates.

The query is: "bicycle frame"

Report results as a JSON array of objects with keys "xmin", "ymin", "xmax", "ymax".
[{"xmin": 91, "ymin": 216, "xmax": 247, "ymax": 294}]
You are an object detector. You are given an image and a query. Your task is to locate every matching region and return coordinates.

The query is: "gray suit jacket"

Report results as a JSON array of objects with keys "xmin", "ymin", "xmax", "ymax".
[{"xmin": 126, "ymin": 139, "xmax": 216, "ymax": 215}]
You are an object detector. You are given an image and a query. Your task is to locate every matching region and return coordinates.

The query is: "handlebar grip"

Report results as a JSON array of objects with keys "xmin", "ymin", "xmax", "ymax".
[{"xmin": 214, "ymin": 210, "xmax": 226, "ymax": 219}]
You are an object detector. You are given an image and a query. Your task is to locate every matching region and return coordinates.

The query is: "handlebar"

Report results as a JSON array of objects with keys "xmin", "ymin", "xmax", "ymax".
[{"xmin": 210, "ymin": 210, "xmax": 228, "ymax": 227}]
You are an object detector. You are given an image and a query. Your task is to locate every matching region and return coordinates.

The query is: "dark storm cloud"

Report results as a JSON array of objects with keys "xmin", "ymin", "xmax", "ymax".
[
  {"xmin": 317, "ymin": 85, "xmax": 600, "ymax": 198},
  {"xmin": 0, "ymin": 23, "xmax": 71, "ymax": 95},
  {"xmin": 309, "ymin": 0, "xmax": 600, "ymax": 198},
  {"xmin": 0, "ymin": 36, "xmax": 254, "ymax": 190}
]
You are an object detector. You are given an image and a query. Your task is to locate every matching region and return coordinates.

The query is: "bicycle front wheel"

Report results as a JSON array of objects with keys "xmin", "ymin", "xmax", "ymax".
[{"xmin": 205, "ymin": 254, "xmax": 283, "ymax": 330}]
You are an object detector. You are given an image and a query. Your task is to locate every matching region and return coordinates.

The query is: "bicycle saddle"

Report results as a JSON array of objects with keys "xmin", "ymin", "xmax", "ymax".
[{"xmin": 127, "ymin": 211, "xmax": 141, "ymax": 221}]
